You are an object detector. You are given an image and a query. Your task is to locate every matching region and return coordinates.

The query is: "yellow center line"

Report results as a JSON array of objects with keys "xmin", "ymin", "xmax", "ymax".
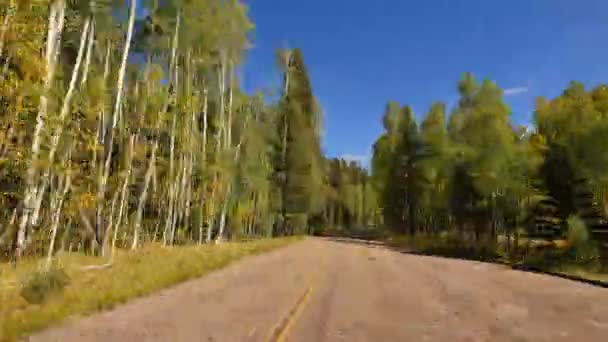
[
  {"xmin": 274, "ymin": 286, "xmax": 314, "ymax": 342},
  {"xmin": 267, "ymin": 246, "xmax": 327, "ymax": 342}
]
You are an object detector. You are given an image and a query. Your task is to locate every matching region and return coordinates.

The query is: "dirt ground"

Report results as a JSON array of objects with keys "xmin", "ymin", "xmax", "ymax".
[{"xmin": 27, "ymin": 238, "xmax": 608, "ymax": 342}]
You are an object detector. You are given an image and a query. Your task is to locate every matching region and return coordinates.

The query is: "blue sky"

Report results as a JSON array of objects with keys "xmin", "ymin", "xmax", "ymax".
[{"xmin": 242, "ymin": 0, "xmax": 608, "ymax": 165}]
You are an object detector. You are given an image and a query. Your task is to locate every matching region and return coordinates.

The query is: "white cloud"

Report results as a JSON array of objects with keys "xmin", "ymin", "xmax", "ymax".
[{"xmin": 503, "ymin": 86, "xmax": 529, "ymax": 96}]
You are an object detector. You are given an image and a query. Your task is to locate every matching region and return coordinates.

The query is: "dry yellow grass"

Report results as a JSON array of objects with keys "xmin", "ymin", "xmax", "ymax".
[{"xmin": 0, "ymin": 237, "xmax": 302, "ymax": 341}]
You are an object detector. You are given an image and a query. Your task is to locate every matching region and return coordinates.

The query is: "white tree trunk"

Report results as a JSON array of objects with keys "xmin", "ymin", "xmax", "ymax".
[
  {"xmin": 206, "ymin": 186, "xmax": 216, "ymax": 243},
  {"xmin": 162, "ymin": 12, "xmax": 181, "ymax": 246},
  {"xmin": 16, "ymin": 0, "xmax": 65, "ymax": 259},
  {"xmin": 217, "ymin": 53, "xmax": 226, "ymax": 149},
  {"xmin": 202, "ymin": 87, "xmax": 208, "ymax": 162},
  {"xmin": 81, "ymin": 18, "xmax": 95, "ymax": 87},
  {"xmin": 31, "ymin": 17, "xmax": 91, "ymax": 228},
  {"xmin": 111, "ymin": 0, "xmax": 136, "ymax": 132},
  {"xmin": 215, "ymin": 115, "xmax": 250, "ymax": 243},
  {"xmin": 46, "ymin": 172, "xmax": 71, "ymax": 270},
  {"xmin": 132, "ymin": 143, "xmax": 157, "ymax": 250},
  {"xmin": 101, "ymin": 190, "xmax": 119, "ymax": 258},
  {"xmin": 112, "ymin": 159, "xmax": 132, "ymax": 258},
  {"xmin": 98, "ymin": 0, "xmax": 137, "ymax": 247},
  {"xmin": 198, "ymin": 203, "xmax": 204, "ymax": 245},
  {"xmin": 226, "ymin": 60, "xmax": 233, "ymax": 148},
  {"xmin": 216, "ymin": 185, "xmax": 230, "ymax": 244}
]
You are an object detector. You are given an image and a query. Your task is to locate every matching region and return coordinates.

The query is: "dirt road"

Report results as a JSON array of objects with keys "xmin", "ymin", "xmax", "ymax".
[{"xmin": 28, "ymin": 238, "xmax": 608, "ymax": 342}]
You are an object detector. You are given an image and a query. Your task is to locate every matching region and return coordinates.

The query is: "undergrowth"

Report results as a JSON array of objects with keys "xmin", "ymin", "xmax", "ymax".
[{"xmin": 0, "ymin": 237, "xmax": 302, "ymax": 341}]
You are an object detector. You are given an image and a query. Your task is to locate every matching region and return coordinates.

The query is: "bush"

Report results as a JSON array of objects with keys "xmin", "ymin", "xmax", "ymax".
[
  {"xmin": 389, "ymin": 231, "xmax": 501, "ymax": 261},
  {"xmin": 20, "ymin": 268, "xmax": 70, "ymax": 304}
]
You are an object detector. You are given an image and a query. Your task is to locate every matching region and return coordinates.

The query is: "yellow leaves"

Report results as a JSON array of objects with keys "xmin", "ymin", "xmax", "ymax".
[
  {"xmin": 529, "ymin": 133, "xmax": 547, "ymax": 152},
  {"xmin": 78, "ymin": 192, "xmax": 96, "ymax": 209}
]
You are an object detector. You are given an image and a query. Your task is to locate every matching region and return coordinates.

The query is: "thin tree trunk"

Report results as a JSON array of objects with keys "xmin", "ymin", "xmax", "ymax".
[
  {"xmin": 198, "ymin": 203, "xmax": 205, "ymax": 245},
  {"xmin": 46, "ymin": 172, "xmax": 71, "ymax": 270},
  {"xmin": 80, "ymin": 18, "xmax": 95, "ymax": 86},
  {"xmin": 162, "ymin": 13, "xmax": 181, "ymax": 245},
  {"xmin": 215, "ymin": 114, "xmax": 250, "ymax": 243},
  {"xmin": 132, "ymin": 143, "xmax": 157, "ymax": 250},
  {"xmin": 31, "ymin": 17, "xmax": 91, "ymax": 227},
  {"xmin": 98, "ymin": 0, "xmax": 137, "ymax": 249},
  {"xmin": 16, "ymin": 0, "xmax": 66, "ymax": 260},
  {"xmin": 217, "ymin": 53, "xmax": 226, "ymax": 150},
  {"xmin": 165, "ymin": 113, "xmax": 177, "ymax": 244},
  {"xmin": 206, "ymin": 185, "xmax": 216, "ymax": 243},
  {"xmin": 111, "ymin": 174, "xmax": 129, "ymax": 260},
  {"xmin": 101, "ymin": 190, "xmax": 120, "ymax": 258},
  {"xmin": 226, "ymin": 60, "xmax": 233, "ymax": 148},
  {"xmin": 202, "ymin": 86, "xmax": 208, "ymax": 162}
]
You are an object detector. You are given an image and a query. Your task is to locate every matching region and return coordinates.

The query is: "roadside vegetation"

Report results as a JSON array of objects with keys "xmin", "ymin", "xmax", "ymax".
[
  {"xmin": 369, "ymin": 74, "xmax": 608, "ymax": 281},
  {"xmin": 2, "ymin": 1, "xmax": 608, "ymax": 340},
  {"xmin": 0, "ymin": 237, "xmax": 300, "ymax": 340},
  {"xmin": 0, "ymin": 0, "xmax": 343, "ymax": 265},
  {"xmin": 0, "ymin": 1, "xmax": 342, "ymax": 339}
]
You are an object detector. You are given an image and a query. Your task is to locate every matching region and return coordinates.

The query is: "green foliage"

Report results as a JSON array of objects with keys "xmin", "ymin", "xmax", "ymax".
[
  {"xmin": 20, "ymin": 268, "xmax": 70, "ymax": 304},
  {"xmin": 372, "ymin": 73, "xmax": 608, "ymax": 269},
  {"xmin": 1, "ymin": 0, "xmax": 330, "ymax": 260}
]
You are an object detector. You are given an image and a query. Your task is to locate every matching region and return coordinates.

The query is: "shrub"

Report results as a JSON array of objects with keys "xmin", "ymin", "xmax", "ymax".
[{"xmin": 20, "ymin": 268, "xmax": 70, "ymax": 304}]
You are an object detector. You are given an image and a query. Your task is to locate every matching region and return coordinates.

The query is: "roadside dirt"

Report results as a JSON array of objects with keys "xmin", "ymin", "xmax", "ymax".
[{"xmin": 27, "ymin": 238, "xmax": 608, "ymax": 342}]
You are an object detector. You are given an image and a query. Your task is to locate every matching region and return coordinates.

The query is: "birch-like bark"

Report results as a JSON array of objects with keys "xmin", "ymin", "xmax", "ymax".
[
  {"xmin": 101, "ymin": 190, "xmax": 119, "ymax": 258},
  {"xmin": 215, "ymin": 114, "xmax": 251, "ymax": 243},
  {"xmin": 198, "ymin": 202, "xmax": 204, "ymax": 245},
  {"xmin": 217, "ymin": 53, "xmax": 226, "ymax": 149},
  {"xmin": 169, "ymin": 163, "xmax": 184, "ymax": 245},
  {"xmin": 30, "ymin": 17, "xmax": 91, "ymax": 227},
  {"xmin": 177, "ymin": 162, "xmax": 186, "ymax": 230},
  {"xmin": 163, "ymin": 12, "xmax": 181, "ymax": 246},
  {"xmin": 93, "ymin": 42, "xmax": 111, "ymax": 245},
  {"xmin": 16, "ymin": 0, "xmax": 65, "ymax": 259},
  {"xmin": 216, "ymin": 187, "xmax": 229, "ymax": 244},
  {"xmin": 81, "ymin": 18, "xmax": 95, "ymax": 86},
  {"xmin": 132, "ymin": 143, "xmax": 157, "ymax": 250},
  {"xmin": 46, "ymin": 171, "xmax": 71, "ymax": 270},
  {"xmin": 164, "ymin": 113, "xmax": 178, "ymax": 245},
  {"xmin": 202, "ymin": 87, "xmax": 208, "ymax": 163},
  {"xmin": 206, "ymin": 185, "xmax": 216, "ymax": 243},
  {"xmin": 184, "ymin": 59, "xmax": 196, "ymax": 236},
  {"xmin": 112, "ymin": 164, "xmax": 131, "ymax": 258},
  {"xmin": 98, "ymin": 0, "xmax": 137, "ymax": 247},
  {"xmin": 226, "ymin": 60, "xmax": 234, "ymax": 148},
  {"xmin": 162, "ymin": 187, "xmax": 174, "ymax": 245},
  {"xmin": 198, "ymin": 87, "xmax": 209, "ymax": 245}
]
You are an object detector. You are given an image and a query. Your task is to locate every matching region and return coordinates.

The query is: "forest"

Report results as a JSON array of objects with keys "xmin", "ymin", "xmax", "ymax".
[
  {"xmin": 0, "ymin": 0, "xmax": 375, "ymax": 265},
  {"xmin": 1, "ymin": 1, "xmax": 608, "ymax": 271},
  {"xmin": 372, "ymin": 73, "xmax": 608, "ymax": 270},
  {"xmin": 3, "ymin": 1, "xmax": 608, "ymax": 339}
]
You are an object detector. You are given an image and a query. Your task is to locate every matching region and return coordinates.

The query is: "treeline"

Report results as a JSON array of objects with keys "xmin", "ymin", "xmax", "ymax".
[
  {"xmin": 0, "ymin": 0, "xmax": 364, "ymax": 264},
  {"xmin": 372, "ymin": 73, "xmax": 608, "ymax": 266},
  {"xmin": 324, "ymin": 158, "xmax": 377, "ymax": 231}
]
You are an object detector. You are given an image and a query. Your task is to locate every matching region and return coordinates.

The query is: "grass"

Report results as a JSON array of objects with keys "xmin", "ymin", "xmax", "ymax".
[
  {"xmin": 0, "ymin": 236, "xmax": 302, "ymax": 341},
  {"xmin": 384, "ymin": 232, "xmax": 608, "ymax": 285}
]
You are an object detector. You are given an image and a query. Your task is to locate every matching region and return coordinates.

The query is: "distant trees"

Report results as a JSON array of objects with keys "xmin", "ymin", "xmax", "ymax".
[
  {"xmin": 371, "ymin": 73, "xmax": 608, "ymax": 267},
  {"xmin": 324, "ymin": 158, "xmax": 376, "ymax": 231}
]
